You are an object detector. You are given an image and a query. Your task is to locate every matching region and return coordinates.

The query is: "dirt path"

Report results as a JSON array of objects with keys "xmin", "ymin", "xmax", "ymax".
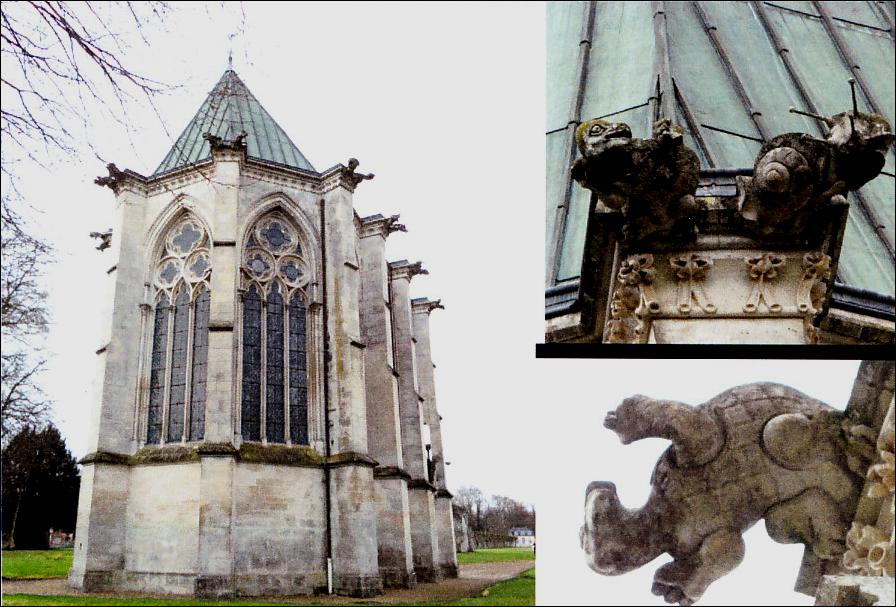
[{"xmin": 1, "ymin": 561, "xmax": 534, "ymax": 604}]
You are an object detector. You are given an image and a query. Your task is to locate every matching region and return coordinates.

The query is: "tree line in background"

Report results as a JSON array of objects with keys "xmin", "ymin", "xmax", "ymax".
[
  {"xmin": 1, "ymin": 424, "xmax": 80, "ymax": 549},
  {"xmin": 453, "ymin": 486, "xmax": 535, "ymax": 549},
  {"xmin": 2, "ymin": 2, "xmax": 175, "ymax": 550}
]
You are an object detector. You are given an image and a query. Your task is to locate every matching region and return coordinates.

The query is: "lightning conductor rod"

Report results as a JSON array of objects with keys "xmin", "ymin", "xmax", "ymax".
[{"xmin": 847, "ymin": 78, "xmax": 858, "ymax": 139}]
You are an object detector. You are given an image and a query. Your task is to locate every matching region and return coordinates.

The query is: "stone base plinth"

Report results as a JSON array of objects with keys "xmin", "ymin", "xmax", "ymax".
[
  {"xmin": 815, "ymin": 574, "xmax": 895, "ymax": 606},
  {"xmin": 332, "ymin": 573, "xmax": 383, "ymax": 598}
]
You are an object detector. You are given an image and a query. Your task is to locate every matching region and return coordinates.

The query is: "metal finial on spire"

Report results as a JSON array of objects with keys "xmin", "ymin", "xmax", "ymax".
[{"xmin": 227, "ymin": 31, "xmax": 236, "ymax": 71}]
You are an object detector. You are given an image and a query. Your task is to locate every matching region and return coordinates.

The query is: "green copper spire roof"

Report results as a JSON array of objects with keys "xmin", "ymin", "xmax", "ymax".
[{"xmin": 153, "ymin": 70, "xmax": 316, "ymax": 175}]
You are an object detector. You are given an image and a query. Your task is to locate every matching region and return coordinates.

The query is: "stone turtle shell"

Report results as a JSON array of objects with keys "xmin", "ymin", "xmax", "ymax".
[{"xmin": 651, "ymin": 383, "xmax": 850, "ymax": 550}]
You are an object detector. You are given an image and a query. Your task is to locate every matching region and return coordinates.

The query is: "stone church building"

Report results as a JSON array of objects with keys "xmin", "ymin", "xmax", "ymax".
[{"xmin": 68, "ymin": 70, "xmax": 457, "ymax": 597}]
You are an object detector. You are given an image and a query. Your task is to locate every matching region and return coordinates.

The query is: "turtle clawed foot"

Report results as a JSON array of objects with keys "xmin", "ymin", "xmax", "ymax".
[{"xmin": 652, "ymin": 581, "xmax": 695, "ymax": 606}]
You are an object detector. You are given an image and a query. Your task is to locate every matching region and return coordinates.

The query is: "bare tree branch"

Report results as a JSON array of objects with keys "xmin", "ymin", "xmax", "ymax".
[{"xmin": 0, "ymin": 1, "xmax": 175, "ymax": 441}]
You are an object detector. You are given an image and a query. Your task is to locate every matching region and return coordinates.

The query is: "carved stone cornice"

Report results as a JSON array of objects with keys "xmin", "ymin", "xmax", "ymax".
[
  {"xmin": 670, "ymin": 253, "xmax": 716, "ymax": 315},
  {"xmin": 94, "ymin": 163, "xmax": 148, "ymax": 196},
  {"xmin": 604, "ymin": 254, "xmax": 659, "ymax": 344},
  {"xmin": 241, "ymin": 161, "xmax": 320, "ymax": 193},
  {"xmin": 841, "ymin": 398, "xmax": 895, "ymax": 579},
  {"xmin": 203, "ymin": 130, "xmax": 247, "ymax": 157},
  {"xmin": 319, "ymin": 159, "xmax": 374, "ymax": 194},
  {"xmin": 145, "ymin": 164, "xmax": 214, "ymax": 195},
  {"xmin": 388, "ymin": 259, "xmax": 428, "ymax": 282},
  {"xmin": 359, "ymin": 214, "xmax": 407, "ymax": 239},
  {"xmin": 412, "ymin": 297, "xmax": 445, "ymax": 315},
  {"xmin": 602, "ymin": 249, "xmax": 835, "ymax": 344}
]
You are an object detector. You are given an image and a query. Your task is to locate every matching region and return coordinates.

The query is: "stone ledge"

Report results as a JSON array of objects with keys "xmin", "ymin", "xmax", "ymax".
[
  {"xmin": 196, "ymin": 442, "xmax": 239, "ymax": 457},
  {"xmin": 407, "ymin": 478, "xmax": 437, "ymax": 491},
  {"xmin": 80, "ymin": 442, "xmax": 326, "ymax": 467},
  {"xmin": 132, "ymin": 444, "xmax": 200, "ymax": 465},
  {"xmin": 79, "ymin": 451, "xmax": 130, "ymax": 466},
  {"xmin": 815, "ymin": 574, "xmax": 895, "ymax": 606},
  {"xmin": 327, "ymin": 451, "xmax": 378, "ymax": 468},
  {"xmin": 373, "ymin": 465, "xmax": 411, "ymax": 480},
  {"xmin": 435, "ymin": 488, "xmax": 453, "ymax": 499},
  {"xmin": 238, "ymin": 442, "xmax": 324, "ymax": 467}
]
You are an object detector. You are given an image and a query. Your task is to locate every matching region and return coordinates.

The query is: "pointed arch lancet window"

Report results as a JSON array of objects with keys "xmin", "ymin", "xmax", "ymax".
[
  {"xmin": 241, "ymin": 285, "xmax": 262, "ymax": 441},
  {"xmin": 144, "ymin": 217, "xmax": 212, "ymax": 444},
  {"xmin": 188, "ymin": 285, "xmax": 210, "ymax": 441},
  {"xmin": 288, "ymin": 293, "xmax": 309, "ymax": 445},
  {"xmin": 147, "ymin": 293, "xmax": 170, "ymax": 444},
  {"xmin": 240, "ymin": 213, "xmax": 311, "ymax": 445}
]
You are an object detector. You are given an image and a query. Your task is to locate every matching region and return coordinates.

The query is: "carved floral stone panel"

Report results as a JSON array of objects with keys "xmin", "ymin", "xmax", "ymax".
[{"xmin": 602, "ymin": 250, "xmax": 833, "ymax": 344}]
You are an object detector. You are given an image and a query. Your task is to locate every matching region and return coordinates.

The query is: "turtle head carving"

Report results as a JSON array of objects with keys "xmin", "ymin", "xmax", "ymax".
[
  {"xmin": 604, "ymin": 395, "xmax": 652, "ymax": 444},
  {"xmin": 575, "ymin": 119, "xmax": 633, "ymax": 157},
  {"xmin": 581, "ymin": 481, "xmax": 631, "ymax": 576}
]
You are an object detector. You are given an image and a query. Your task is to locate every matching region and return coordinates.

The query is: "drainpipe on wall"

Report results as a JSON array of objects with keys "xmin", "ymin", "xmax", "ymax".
[{"xmin": 319, "ymin": 198, "xmax": 334, "ymax": 595}]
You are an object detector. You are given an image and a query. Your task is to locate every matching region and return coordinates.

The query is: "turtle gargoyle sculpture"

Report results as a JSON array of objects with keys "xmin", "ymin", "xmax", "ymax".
[
  {"xmin": 581, "ymin": 383, "xmax": 874, "ymax": 606},
  {"xmin": 571, "ymin": 118, "xmax": 701, "ymax": 244}
]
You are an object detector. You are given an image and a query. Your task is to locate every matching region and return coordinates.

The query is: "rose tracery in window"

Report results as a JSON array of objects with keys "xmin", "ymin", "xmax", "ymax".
[
  {"xmin": 145, "ymin": 217, "xmax": 211, "ymax": 444},
  {"xmin": 240, "ymin": 212, "xmax": 310, "ymax": 445}
]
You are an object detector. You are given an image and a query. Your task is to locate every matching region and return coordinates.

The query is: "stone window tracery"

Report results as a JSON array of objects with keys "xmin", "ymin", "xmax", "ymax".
[
  {"xmin": 240, "ymin": 213, "xmax": 310, "ymax": 445},
  {"xmin": 145, "ymin": 217, "xmax": 211, "ymax": 444}
]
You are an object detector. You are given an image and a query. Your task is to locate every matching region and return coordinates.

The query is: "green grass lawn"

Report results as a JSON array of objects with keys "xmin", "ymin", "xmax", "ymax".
[
  {"xmin": 1, "ymin": 549, "xmax": 73, "ymax": 579},
  {"xmin": 433, "ymin": 568, "xmax": 534, "ymax": 606},
  {"xmin": 0, "ymin": 569, "xmax": 535, "ymax": 606},
  {"xmin": 455, "ymin": 548, "xmax": 535, "ymax": 565},
  {"xmin": 1, "ymin": 548, "xmax": 534, "ymax": 606}
]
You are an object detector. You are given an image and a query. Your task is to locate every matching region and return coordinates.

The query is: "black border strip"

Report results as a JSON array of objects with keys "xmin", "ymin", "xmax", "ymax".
[{"xmin": 535, "ymin": 343, "xmax": 894, "ymax": 359}]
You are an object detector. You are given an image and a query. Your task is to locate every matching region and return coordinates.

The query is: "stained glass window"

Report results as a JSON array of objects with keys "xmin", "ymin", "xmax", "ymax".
[
  {"xmin": 241, "ymin": 285, "xmax": 262, "ymax": 441},
  {"xmin": 266, "ymin": 284, "xmax": 285, "ymax": 443},
  {"xmin": 241, "ymin": 212, "xmax": 311, "ymax": 445},
  {"xmin": 289, "ymin": 293, "xmax": 309, "ymax": 445},
  {"xmin": 145, "ymin": 216, "xmax": 211, "ymax": 444},
  {"xmin": 147, "ymin": 293, "xmax": 170, "ymax": 444},
  {"xmin": 166, "ymin": 286, "xmax": 190, "ymax": 442},
  {"xmin": 189, "ymin": 285, "xmax": 210, "ymax": 441}
]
